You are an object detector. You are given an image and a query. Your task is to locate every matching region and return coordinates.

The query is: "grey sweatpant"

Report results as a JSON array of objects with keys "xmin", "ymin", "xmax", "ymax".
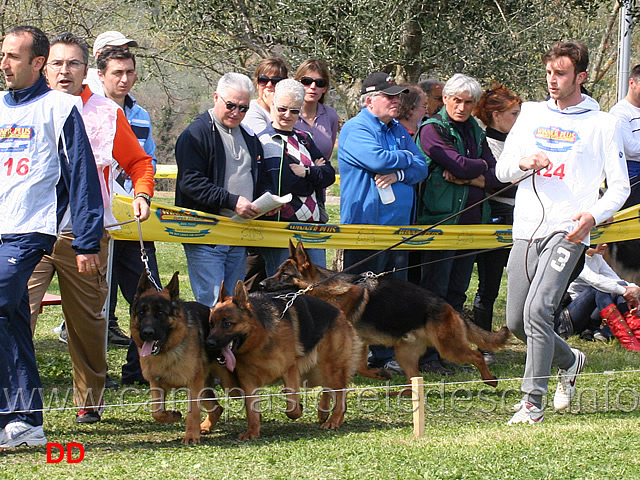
[{"xmin": 506, "ymin": 232, "xmax": 585, "ymax": 406}]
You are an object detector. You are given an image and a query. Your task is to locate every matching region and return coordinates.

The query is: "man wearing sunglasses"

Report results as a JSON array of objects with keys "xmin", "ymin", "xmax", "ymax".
[{"xmin": 176, "ymin": 73, "xmax": 271, "ymax": 306}]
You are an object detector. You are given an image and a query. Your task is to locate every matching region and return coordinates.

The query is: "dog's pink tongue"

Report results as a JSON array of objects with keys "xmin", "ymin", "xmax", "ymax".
[
  {"xmin": 140, "ymin": 341, "xmax": 154, "ymax": 357},
  {"xmin": 222, "ymin": 345, "xmax": 236, "ymax": 372}
]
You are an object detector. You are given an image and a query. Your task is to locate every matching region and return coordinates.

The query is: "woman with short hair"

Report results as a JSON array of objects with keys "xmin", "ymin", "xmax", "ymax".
[{"xmin": 257, "ymin": 79, "xmax": 336, "ymax": 275}]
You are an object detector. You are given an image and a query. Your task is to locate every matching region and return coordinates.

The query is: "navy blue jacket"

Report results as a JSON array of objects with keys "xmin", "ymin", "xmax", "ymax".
[
  {"xmin": 175, "ymin": 111, "xmax": 269, "ymax": 214},
  {"xmin": 4, "ymin": 76, "xmax": 103, "ymax": 254}
]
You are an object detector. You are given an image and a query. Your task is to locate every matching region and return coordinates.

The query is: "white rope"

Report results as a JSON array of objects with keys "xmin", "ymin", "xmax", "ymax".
[{"xmin": 4, "ymin": 368, "xmax": 639, "ymax": 415}]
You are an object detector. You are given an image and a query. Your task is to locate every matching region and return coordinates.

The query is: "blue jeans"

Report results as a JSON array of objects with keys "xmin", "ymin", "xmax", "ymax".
[
  {"xmin": 562, "ymin": 283, "xmax": 628, "ymax": 334},
  {"xmin": 183, "ymin": 243, "xmax": 247, "ymax": 307},
  {"xmin": 0, "ymin": 233, "xmax": 55, "ymax": 428},
  {"xmin": 262, "ymin": 247, "xmax": 326, "ymax": 277}
]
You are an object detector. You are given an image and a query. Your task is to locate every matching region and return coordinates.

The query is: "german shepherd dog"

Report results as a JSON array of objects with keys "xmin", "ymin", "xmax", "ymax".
[
  {"xmin": 206, "ymin": 280, "xmax": 359, "ymax": 440},
  {"xmin": 130, "ymin": 272, "xmax": 223, "ymax": 444},
  {"xmin": 260, "ymin": 241, "xmax": 511, "ymax": 388}
]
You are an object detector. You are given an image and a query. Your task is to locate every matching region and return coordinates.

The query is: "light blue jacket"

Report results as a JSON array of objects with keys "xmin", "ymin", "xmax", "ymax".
[{"xmin": 124, "ymin": 94, "xmax": 157, "ymax": 171}]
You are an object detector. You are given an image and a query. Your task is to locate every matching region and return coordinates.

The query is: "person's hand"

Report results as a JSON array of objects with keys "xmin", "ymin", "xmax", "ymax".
[
  {"xmin": 623, "ymin": 285, "xmax": 640, "ymax": 311},
  {"xmin": 290, "ymin": 162, "xmax": 307, "ymax": 178},
  {"xmin": 132, "ymin": 197, "xmax": 151, "ymax": 221},
  {"xmin": 314, "ymin": 157, "xmax": 326, "ymax": 166},
  {"xmin": 519, "ymin": 151, "xmax": 550, "ymax": 171},
  {"xmin": 235, "ymin": 196, "xmax": 262, "ymax": 219},
  {"xmin": 77, "ymin": 253, "xmax": 100, "ymax": 275},
  {"xmin": 374, "ymin": 173, "xmax": 398, "ymax": 189},
  {"xmin": 565, "ymin": 212, "xmax": 596, "ymax": 244},
  {"xmin": 442, "ymin": 170, "xmax": 485, "ymax": 187}
]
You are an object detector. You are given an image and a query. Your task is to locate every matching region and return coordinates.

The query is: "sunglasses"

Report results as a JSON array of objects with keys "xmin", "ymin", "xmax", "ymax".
[
  {"xmin": 276, "ymin": 105, "xmax": 301, "ymax": 115},
  {"xmin": 300, "ymin": 76, "xmax": 328, "ymax": 88},
  {"xmin": 218, "ymin": 95, "xmax": 250, "ymax": 113},
  {"xmin": 257, "ymin": 75, "xmax": 283, "ymax": 86}
]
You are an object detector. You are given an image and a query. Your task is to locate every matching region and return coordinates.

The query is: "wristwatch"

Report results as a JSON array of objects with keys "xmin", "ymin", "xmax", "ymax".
[
  {"xmin": 135, "ymin": 192, "xmax": 152, "ymax": 206},
  {"xmin": 304, "ymin": 165, "xmax": 310, "ymax": 177}
]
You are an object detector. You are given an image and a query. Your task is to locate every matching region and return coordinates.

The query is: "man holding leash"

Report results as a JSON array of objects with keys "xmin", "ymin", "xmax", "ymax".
[
  {"xmin": 0, "ymin": 26, "xmax": 103, "ymax": 448},
  {"xmin": 27, "ymin": 32, "xmax": 154, "ymax": 424},
  {"xmin": 497, "ymin": 41, "xmax": 629, "ymax": 424}
]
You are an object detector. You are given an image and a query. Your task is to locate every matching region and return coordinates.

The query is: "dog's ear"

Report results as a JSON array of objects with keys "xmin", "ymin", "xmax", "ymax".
[
  {"xmin": 294, "ymin": 242, "xmax": 314, "ymax": 274},
  {"xmin": 233, "ymin": 280, "xmax": 250, "ymax": 307},
  {"xmin": 288, "ymin": 239, "xmax": 296, "ymax": 258},
  {"xmin": 135, "ymin": 272, "xmax": 152, "ymax": 299},
  {"xmin": 165, "ymin": 271, "xmax": 180, "ymax": 299},
  {"xmin": 218, "ymin": 281, "xmax": 228, "ymax": 303}
]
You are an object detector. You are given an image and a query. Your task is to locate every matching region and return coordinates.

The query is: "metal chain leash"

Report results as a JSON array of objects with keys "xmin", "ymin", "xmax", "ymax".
[{"xmin": 137, "ymin": 217, "xmax": 162, "ymax": 292}]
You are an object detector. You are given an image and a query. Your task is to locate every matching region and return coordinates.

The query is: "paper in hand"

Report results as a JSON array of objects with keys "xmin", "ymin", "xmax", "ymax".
[{"xmin": 230, "ymin": 192, "xmax": 292, "ymax": 223}]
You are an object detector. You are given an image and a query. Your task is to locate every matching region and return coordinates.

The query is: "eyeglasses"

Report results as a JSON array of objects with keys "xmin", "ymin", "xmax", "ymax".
[
  {"xmin": 429, "ymin": 95, "xmax": 443, "ymax": 102},
  {"xmin": 276, "ymin": 105, "xmax": 301, "ymax": 115},
  {"xmin": 46, "ymin": 60, "xmax": 87, "ymax": 71},
  {"xmin": 218, "ymin": 95, "xmax": 250, "ymax": 113},
  {"xmin": 300, "ymin": 76, "xmax": 327, "ymax": 88},
  {"xmin": 257, "ymin": 75, "xmax": 283, "ymax": 86}
]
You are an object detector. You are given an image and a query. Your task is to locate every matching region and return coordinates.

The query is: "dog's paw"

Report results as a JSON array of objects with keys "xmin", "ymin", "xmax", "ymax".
[
  {"xmin": 320, "ymin": 418, "xmax": 343, "ymax": 430},
  {"xmin": 181, "ymin": 434, "xmax": 201, "ymax": 445},
  {"xmin": 238, "ymin": 430, "xmax": 260, "ymax": 440},
  {"xmin": 153, "ymin": 410, "xmax": 182, "ymax": 423},
  {"xmin": 318, "ymin": 410, "xmax": 330, "ymax": 423},
  {"xmin": 285, "ymin": 403, "xmax": 303, "ymax": 420}
]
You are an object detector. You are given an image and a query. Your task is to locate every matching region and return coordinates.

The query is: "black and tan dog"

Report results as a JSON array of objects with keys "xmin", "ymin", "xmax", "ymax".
[
  {"xmin": 260, "ymin": 241, "xmax": 510, "ymax": 388},
  {"xmin": 130, "ymin": 271, "xmax": 224, "ymax": 444},
  {"xmin": 207, "ymin": 280, "xmax": 359, "ymax": 440}
]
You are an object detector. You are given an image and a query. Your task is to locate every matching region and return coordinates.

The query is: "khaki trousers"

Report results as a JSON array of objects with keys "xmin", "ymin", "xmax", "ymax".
[{"xmin": 28, "ymin": 231, "xmax": 110, "ymax": 409}]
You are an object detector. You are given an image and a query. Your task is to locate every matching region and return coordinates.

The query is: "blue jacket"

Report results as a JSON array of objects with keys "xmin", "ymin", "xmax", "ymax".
[
  {"xmin": 124, "ymin": 95, "xmax": 157, "ymax": 171},
  {"xmin": 338, "ymin": 108, "xmax": 428, "ymax": 225}
]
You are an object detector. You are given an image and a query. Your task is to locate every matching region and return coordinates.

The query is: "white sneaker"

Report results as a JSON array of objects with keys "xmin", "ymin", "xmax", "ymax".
[
  {"xmin": 0, "ymin": 421, "xmax": 47, "ymax": 449},
  {"xmin": 554, "ymin": 348, "xmax": 586, "ymax": 411},
  {"xmin": 507, "ymin": 401, "xmax": 544, "ymax": 425}
]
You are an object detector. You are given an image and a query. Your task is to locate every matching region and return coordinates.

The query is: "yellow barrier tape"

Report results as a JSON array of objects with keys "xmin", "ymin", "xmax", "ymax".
[
  {"xmin": 154, "ymin": 165, "xmax": 177, "ymax": 179},
  {"xmin": 111, "ymin": 196, "xmax": 640, "ymax": 250}
]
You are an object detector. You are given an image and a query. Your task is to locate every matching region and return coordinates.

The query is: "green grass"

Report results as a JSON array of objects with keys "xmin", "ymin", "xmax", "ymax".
[{"xmin": 5, "ymin": 210, "xmax": 640, "ymax": 479}]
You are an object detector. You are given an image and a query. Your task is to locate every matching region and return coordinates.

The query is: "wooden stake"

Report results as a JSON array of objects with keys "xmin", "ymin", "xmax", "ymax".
[{"xmin": 411, "ymin": 376, "xmax": 425, "ymax": 437}]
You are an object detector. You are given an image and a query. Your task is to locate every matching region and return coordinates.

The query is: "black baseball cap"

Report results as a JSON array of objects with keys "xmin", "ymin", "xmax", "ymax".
[{"xmin": 361, "ymin": 72, "xmax": 408, "ymax": 95}]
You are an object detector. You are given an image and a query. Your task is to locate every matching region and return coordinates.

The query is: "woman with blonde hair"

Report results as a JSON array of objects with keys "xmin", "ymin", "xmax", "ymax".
[{"xmin": 294, "ymin": 59, "xmax": 339, "ymax": 160}]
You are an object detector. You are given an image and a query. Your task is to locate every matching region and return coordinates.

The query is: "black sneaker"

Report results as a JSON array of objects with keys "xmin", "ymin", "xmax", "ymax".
[
  {"xmin": 105, "ymin": 374, "xmax": 118, "ymax": 389},
  {"xmin": 76, "ymin": 401, "xmax": 104, "ymax": 424},
  {"xmin": 108, "ymin": 324, "xmax": 130, "ymax": 346},
  {"xmin": 76, "ymin": 409, "xmax": 101, "ymax": 424}
]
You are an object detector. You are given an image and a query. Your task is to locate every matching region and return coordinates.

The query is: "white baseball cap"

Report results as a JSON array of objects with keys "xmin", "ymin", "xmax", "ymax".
[{"xmin": 93, "ymin": 31, "xmax": 138, "ymax": 56}]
